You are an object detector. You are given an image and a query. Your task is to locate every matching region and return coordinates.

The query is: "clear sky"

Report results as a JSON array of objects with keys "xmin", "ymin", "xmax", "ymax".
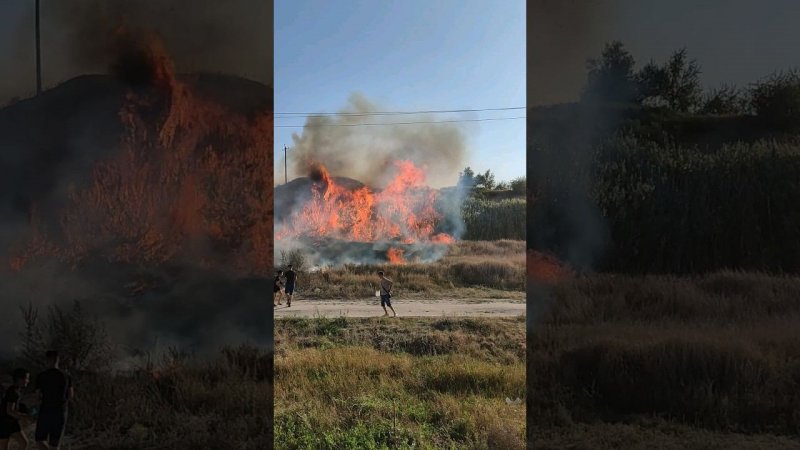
[{"xmin": 275, "ymin": 0, "xmax": 527, "ymax": 186}]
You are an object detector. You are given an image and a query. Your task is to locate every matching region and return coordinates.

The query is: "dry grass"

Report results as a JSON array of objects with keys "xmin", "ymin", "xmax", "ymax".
[
  {"xmin": 0, "ymin": 346, "xmax": 274, "ymax": 449},
  {"xmin": 289, "ymin": 240, "xmax": 526, "ymax": 299},
  {"xmin": 529, "ymin": 272, "xmax": 800, "ymax": 448},
  {"xmin": 274, "ymin": 317, "xmax": 526, "ymax": 449}
]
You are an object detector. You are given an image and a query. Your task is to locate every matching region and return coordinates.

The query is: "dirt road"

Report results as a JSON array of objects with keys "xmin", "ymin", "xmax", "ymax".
[{"xmin": 273, "ymin": 298, "xmax": 525, "ymax": 318}]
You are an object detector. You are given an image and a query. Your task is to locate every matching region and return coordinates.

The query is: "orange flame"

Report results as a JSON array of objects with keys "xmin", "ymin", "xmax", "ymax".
[
  {"xmin": 527, "ymin": 249, "xmax": 574, "ymax": 282},
  {"xmin": 277, "ymin": 160, "xmax": 454, "ymax": 246},
  {"xmin": 386, "ymin": 247, "xmax": 406, "ymax": 264},
  {"xmin": 12, "ymin": 32, "xmax": 273, "ymax": 276}
]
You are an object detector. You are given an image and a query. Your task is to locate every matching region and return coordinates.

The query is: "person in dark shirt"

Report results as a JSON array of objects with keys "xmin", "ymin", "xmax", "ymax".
[
  {"xmin": 34, "ymin": 351, "xmax": 73, "ymax": 450},
  {"xmin": 284, "ymin": 264, "xmax": 297, "ymax": 307},
  {"xmin": 0, "ymin": 368, "xmax": 33, "ymax": 450}
]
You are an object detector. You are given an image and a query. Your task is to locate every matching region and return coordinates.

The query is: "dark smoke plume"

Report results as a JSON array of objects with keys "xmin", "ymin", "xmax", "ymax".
[
  {"xmin": 2, "ymin": 0, "xmax": 272, "ymax": 103},
  {"xmin": 279, "ymin": 93, "xmax": 469, "ymax": 189}
]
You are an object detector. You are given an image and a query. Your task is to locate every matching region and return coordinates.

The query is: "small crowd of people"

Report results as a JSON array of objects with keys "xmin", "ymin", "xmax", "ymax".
[
  {"xmin": 273, "ymin": 264, "xmax": 297, "ymax": 307},
  {"xmin": 273, "ymin": 267, "xmax": 397, "ymax": 317},
  {"xmin": 0, "ymin": 351, "xmax": 72, "ymax": 450}
]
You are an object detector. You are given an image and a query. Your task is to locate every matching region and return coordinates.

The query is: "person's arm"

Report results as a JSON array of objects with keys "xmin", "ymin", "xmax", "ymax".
[
  {"xmin": 67, "ymin": 376, "xmax": 74, "ymax": 401},
  {"xmin": 6, "ymin": 397, "xmax": 30, "ymax": 420}
]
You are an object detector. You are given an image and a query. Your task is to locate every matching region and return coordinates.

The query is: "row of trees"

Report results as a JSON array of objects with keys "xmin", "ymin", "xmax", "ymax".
[
  {"xmin": 582, "ymin": 41, "xmax": 800, "ymax": 126},
  {"xmin": 456, "ymin": 167, "xmax": 526, "ymax": 195}
]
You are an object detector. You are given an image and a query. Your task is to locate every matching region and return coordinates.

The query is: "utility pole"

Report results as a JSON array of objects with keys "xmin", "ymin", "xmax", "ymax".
[
  {"xmin": 35, "ymin": 0, "xmax": 42, "ymax": 95},
  {"xmin": 284, "ymin": 145, "xmax": 288, "ymax": 184}
]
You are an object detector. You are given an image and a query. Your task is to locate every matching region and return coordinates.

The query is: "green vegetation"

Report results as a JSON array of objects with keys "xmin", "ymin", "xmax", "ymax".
[
  {"xmin": 529, "ymin": 272, "xmax": 800, "ymax": 449},
  {"xmin": 592, "ymin": 136, "xmax": 800, "ymax": 273},
  {"xmin": 462, "ymin": 198, "xmax": 526, "ymax": 241},
  {"xmin": 274, "ymin": 317, "xmax": 525, "ymax": 449},
  {"xmin": 530, "ymin": 41, "xmax": 800, "ymax": 273}
]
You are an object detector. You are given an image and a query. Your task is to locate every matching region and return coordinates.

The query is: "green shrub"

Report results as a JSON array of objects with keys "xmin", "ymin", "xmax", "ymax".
[{"xmin": 462, "ymin": 198, "xmax": 526, "ymax": 241}]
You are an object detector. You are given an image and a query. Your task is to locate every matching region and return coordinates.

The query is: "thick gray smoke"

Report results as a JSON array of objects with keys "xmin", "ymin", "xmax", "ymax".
[
  {"xmin": 274, "ymin": 93, "xmax": 470, "ymax": 268},
  {"xmin": 278, "ymin": 93, "xmax": 468, "ymax": 189},
  {"xmin": 2, "ymin": 0, "xmax": 272, "ymax": 103},
  {"xmin": 528, "ymin": 0, "xmax": 621, "ymax": 272},
  {"xmin": 528, "ymin": 0, "xmax": 616, "ymax": 106}
]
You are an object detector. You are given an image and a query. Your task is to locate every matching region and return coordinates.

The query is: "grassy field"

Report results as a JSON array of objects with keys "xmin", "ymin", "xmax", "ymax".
[
  {"xmin": 283, "ymin": 240, "xmax": 526, "ymax": 300},
  {"xmin": 529, "ymin": 271, "xmax": 800, "ymax": 449},
  {"xmin": 274, "ymin": 316, "xmax": 526, "ymax": 449}
]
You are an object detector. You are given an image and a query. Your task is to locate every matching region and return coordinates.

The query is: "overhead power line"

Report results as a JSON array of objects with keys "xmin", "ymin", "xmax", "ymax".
[
  {"xmin": 274, "ymin": 106, "xmax": 526, "ymax": 118},
  {"xmin": 274, "ymin": 116, "xmax": 526, "ymax": 128}
]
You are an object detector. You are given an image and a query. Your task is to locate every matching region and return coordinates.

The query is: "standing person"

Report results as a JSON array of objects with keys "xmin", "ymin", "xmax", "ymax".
[
  {"xmin": 0, "ymin": 368, "xmax": 33, "ymax": 450},
  {"xmin": 34, "ymin": 351, "xmax": 72, "ymax": 450},
  {"xmin": 284, "ymin": 264, "xmax": 297, "ymax": 307},
  {"xmin": 274, "ymin": 270, "xmax": 284, "ymax": 306},
  {"xmin": 378, "ymin": 271, "xmax": 397, "ymax": 317}
]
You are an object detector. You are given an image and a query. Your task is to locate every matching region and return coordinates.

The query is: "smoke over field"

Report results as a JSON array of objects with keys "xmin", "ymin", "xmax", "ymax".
[{"xmin": 275, "ymin": 96, "xmax": 471, "ymax": 268}]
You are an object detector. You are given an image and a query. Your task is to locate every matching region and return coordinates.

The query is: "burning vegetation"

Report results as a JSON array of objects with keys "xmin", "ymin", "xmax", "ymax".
[
  {"xmin": 9, "ymin": 30, "xmax": 273, "ymax": 277},
  {"xmin": 275, "ymin": 160, "xmax": 459, "ymax": 266}
]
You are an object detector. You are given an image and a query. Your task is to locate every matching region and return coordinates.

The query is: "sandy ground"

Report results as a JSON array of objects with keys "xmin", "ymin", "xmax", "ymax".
[{"xmin": 273, "ymin": 298, "xmax": 526, "ymax": 318}]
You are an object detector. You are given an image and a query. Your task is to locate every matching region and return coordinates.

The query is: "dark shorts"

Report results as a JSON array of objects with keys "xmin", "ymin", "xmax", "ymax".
[
  {"xmin": 285, "ymin": 283, "xmax": 295, "ymax": 295},
  {"xmin": 380, "ymin": 294, "xmax": 392, "ymax": 307},
  {"xmin": 35, "ymin": 410, "xmax": 67, "ymax": 446},
  {"xmin": 273, "ymin": 285, "xmax": 281, "ymax": 293},
  {"xmin": 0, "ymin": 418, "xmax": 21, "ymax": 439}
]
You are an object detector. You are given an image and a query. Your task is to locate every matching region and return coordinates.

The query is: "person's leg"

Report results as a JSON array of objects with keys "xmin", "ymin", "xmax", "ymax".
[
  {"xmin": 45, "ymin": 412, "xmax": 66, "ymax": 450},
  {"xmin": 386, "ymin": 297, "xmax": 396, "ymax": 316},
  {"xmin": 381, "ymin": 296, "xmax": 389, "ymax": 316},
  {"xmin": 35, "ymin": 411, "xmax": 49, "ymax": 449}
]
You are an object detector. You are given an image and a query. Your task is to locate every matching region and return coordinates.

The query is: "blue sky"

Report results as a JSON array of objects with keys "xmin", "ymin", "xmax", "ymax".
[{"xmin": 275, "ymin": 0, "xmax": 526, "ymax": 186}]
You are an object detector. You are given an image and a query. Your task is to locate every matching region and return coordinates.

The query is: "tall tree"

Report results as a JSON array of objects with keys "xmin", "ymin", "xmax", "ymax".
[
  {"xmin": 457, "ymin": 167, "xmax": 476, "ymax": 188},
  {"xmin": 581, "ymin": 41, "xmax": 638, "ymax": 105},
  {"xmin": 636, "ymin": 48, "xmax": 702, "ymax": 112},
  {"xmin": 474, "ymin": 169, "xmax": 496, "ymax": 190}
]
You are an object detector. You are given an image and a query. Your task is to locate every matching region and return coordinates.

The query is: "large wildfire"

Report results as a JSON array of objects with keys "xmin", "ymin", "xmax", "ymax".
[
  {"xmin": 0, "ymin": 7, "xmax": 274, "ymax": 355},
  {"xmin": 9, "ymin": 29, "xmax": 273, "ymax": 277},
  {"xmin": 275, "ymin": 159, "xmax": 460, "ymax": 266}
]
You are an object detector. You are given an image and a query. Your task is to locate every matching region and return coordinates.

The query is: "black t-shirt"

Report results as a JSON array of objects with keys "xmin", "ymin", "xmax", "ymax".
[
  {"xmin": 36, "ymin": 369, "xmax": 71, "ymax": 413},
  {"xmin": 284, "ymin": 270, "xmax": 296, "ymax": 284},
  {"xmin": 274, "ymin": 275, "xmax": 283, "ymax": 288},
  {"xmin": 0, "ymin": 386, "xmax": 20, "ymax": 421}
]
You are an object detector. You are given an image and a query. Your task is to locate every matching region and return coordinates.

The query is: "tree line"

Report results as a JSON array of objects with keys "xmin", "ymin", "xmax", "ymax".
[
  {"xmin": 582, "ymin": 41, "xmax": 800, "ymax": 128},
  {"xmin": 529, "ymin": 41, "xmax": 800, "ymax": 273}
]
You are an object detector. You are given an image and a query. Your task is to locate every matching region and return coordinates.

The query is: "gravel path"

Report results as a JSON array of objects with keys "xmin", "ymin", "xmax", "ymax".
[{"xmin": 273, "ymin": 298, "xmax": 526, "ymax": 318}]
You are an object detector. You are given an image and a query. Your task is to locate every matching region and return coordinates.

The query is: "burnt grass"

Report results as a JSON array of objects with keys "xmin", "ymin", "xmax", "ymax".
[{"xmin": 530, "ymin": 271, "xmax": 800, "ymax": 449}]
